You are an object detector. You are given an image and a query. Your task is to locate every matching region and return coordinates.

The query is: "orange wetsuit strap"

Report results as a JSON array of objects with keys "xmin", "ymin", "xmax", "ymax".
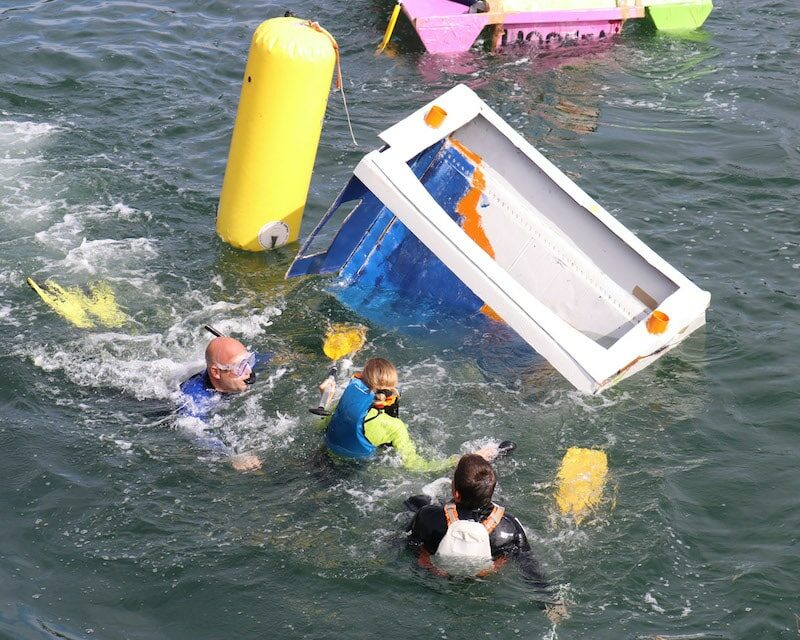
[
  {"xmin": 482, "ymin": 504, "xmax": 505, "ymax": 534},
  {"xmin": 443, "ymin": 502, "xmax": 459, "ymax": 527}
]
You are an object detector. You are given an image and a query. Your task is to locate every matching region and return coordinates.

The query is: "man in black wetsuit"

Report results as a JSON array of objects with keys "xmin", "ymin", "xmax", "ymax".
[{"xmin": 406, "ymin": 454, "xmax": 567, "ymax": 622}]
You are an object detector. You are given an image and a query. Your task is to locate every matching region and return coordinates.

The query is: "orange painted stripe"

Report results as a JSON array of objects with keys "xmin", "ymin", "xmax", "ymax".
[
  {"xmin": 450, "ymin": 138, "xmax": 503, "ymax": 324},
  {"xmin": 455, "ymin": 167, "xmax": 494, "ymax": 259},
  {"xmin": 450, "ymin": 138, "xmax": 482, "ymax": 165},
  {"xmin": 480, "ymin": 303, "xmax": 503, "ymax": 323}
]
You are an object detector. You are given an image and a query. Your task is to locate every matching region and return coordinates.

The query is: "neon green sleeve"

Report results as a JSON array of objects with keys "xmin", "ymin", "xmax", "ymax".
[
  {"xmin": 315, "ymin": 406, "xmax": 334, "ymax": 431},
  {"xmin": 363, "ymin": 409, "xmax": 458, "ymax": 473}
]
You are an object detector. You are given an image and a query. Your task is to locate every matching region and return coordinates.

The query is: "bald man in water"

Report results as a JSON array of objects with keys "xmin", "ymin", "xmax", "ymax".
[
  {"xmin": 205, "ymin": 336, "xmax": 256, "ymax": 393},
  {"xmin": 179, "ymin": 336, "xmax": 262, "ymax": 472}
]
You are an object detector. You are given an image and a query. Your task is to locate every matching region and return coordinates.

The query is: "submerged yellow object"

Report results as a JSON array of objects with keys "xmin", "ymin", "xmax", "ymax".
[
  {"xmin": 376, "ymin": 3, "xmax": 402, "ymax": 54},
  {"xmin": 322, "ymin": 324, "xmax": 367, "ymax": 360},
  {"xmin": 555, "ymin": 447, "xmax": 608, "ymax": 524},
  {"xmin": 27, "ymin": 278, "xmax": 127, "ymax": 329}
]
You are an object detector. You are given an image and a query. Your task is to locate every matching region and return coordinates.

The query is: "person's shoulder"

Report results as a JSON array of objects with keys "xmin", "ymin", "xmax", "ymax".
[
  {"xmin": 411, "ymin": 503, "xmax": 447, "ymax": 539},
  {"xmin": 492, "ymin": 506, "xmax": 531, "ymax": 552},
  {"xmin": 180, "ymin": 370, "xmax": 210, "ymax": 394},
  {"xmin": 368, "ymin": 409, "xmax": 406, "ymax": 428},
  {"xmin": 498, "ymin": 506, "xmax": 526, "ymax": 530},
  {"xmin": 179, "ymin": 371, "xmax": 219, "ymax": 417},
  {"xmin": 419, "ymin": 503, "xmax": 445, "ymax": 516},
  {"xmin": 486, "ymin": 503, "xmax": 527, "ymax": 537},
  {"xmin": 414, "ymin": 503, "xmax": 446, "ymax": 527},
  {"xmin": 384, "ymin": 412, "xmax": 406, "ymax": 426}
]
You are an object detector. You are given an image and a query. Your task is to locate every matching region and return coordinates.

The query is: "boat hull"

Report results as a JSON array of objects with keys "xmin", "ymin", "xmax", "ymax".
[{"xmin": 398, "ymin": 0, "xmax": 712, "ymax": 54}]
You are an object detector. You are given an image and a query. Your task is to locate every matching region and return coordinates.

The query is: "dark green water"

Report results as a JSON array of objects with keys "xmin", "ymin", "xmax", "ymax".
[{"xmin": 1, "ymin": 0, "xmax": 798, "ymax": 638}]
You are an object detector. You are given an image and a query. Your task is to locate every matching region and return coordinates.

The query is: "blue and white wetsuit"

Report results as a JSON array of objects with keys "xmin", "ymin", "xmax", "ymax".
[
  {"xmin": 178, "ymin": 370, "xmax": 229, "ymax": 453},
  {"xmin": 177, "ymin": 353, "xmax": 271, "ymax": 454}
]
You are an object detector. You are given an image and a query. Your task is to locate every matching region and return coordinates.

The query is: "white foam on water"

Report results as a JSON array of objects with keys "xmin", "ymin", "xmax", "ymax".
[
  {"xmin": 460, "ymin": 436, "xmax": 500, "ymax": 454},
  {"xmin": 34, "ymin": 202, "xmax": 152, "ymax": 254},
  {"xmin": 343, "ymin": 477, "xmax": 417, "ymax": 516},
  {"xmin": 0, "ymin": 119, "xmax": 69, "ymax": 229},
  {"xmin": 566, "ymin": 388, "xmax": 630, "ymax": 413},
  {"xmin": 205, "ymin": 309, "xmax": 283, "ymax": 343},
  {"xmin": 17, "ymin": 295, "xmax": 283, "ymax": 404},
  {"xmin": 251, "ymin": 410, "xmax": 297, "ymax": 449},
  {"xmin": 34, "ymin": 211, "xmax": 85, "ymax": 251},
  {"xmin": 0, "ymin": 118, "xmax": 60, "ymax": 148},
  {"xmin": 399, "ymin": 359, "xmax": 450, "ymax": 386},
  {"xmin": 113, "ymin": 439, "xmax": 133, "ymax": 452},
  {"xmin": 644, "ymin": 591, "xmax": 665, "ymax": 614},
  {"xmin": 174, "ymin": 414, "xmax": 227, "ymax": 454},
  {"xmin": 108, "ymin": 201, "xmax": 151, "ymax": 221},
  {"xmin": 421, "ymin": 476, "xmax": 451, "ymax": 501},
  {"xmin": 2, "ymin": 195, "xmax": 66, "ymax": 227},
  {"xmin": 0, "ymin": 304, "xmax": 15, "ymax": 326},
  {"xmin": 537, "ymin": 524, "xmax": 590, "ymax": 550},
  {"xmin": 160, "ymin": 300, "xmax": 283, "ymax": 354},
  {"xmin": 0, "ymin": 261, "xmax": 22, "ymax": 286},
  {"xmin": 27, "ymin": 338, "xmax": 194, "ymax": 401},
  {"xmin": 61, "ymin": 237, "xmax": 159, "ymax": 276}
]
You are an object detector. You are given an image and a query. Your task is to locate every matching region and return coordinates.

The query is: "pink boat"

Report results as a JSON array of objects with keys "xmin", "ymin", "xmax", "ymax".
[{"xmin": 386, "ymin": 0, "xmax": 714, "ymax": 54}]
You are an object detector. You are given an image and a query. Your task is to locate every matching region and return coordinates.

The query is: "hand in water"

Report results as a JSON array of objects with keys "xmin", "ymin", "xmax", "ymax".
[
  {"xmin": 473, "ymin": 441, "xmax": 516, "ymax": 462},
  {"xmin": 473, "ymin": 445, "xmax": 499, "ymax": 462},
  {"xmin": 544, "ymin": 602, "xmax": 569, "ymax": 624},
  {"xmin": 231, "ymin": 453, "xmax": 262, "ymax": 472}
]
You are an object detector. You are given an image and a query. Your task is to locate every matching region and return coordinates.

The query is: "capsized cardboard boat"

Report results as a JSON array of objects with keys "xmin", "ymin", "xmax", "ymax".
[{"xmin": 287, "ymin": 85, "xmax": 710, "ymax": 394}]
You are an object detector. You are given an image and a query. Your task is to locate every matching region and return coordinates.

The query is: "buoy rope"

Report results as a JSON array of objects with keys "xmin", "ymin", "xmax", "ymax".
[{"xmin": 306, "ymin": 20, "xmax": 358, "ymax": 146}]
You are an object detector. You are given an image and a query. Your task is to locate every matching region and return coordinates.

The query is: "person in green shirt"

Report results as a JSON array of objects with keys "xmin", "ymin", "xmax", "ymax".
[{"xmin": 321, "ymin": 358, "xmax": 494, "ymax": 472}]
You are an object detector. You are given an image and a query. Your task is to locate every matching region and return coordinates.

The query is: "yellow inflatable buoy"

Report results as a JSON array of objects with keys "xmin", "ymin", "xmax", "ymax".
[
  {"xmin": 555, "ymin": 447, "xmax": 608, "ymax": 524},
  {"xmin": 27, "ymin": 278, "xmax": 127, "ymax": 329},
  {"xmin": 216, "ymin": 17, "xmax": 338, "ymax": 252}
]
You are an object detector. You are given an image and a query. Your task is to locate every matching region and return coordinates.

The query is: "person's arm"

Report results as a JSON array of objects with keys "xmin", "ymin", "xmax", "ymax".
[
  {"xmin": 177, "ymin": 419, "xmax": 261, "ymax": 468},
  {"xmin": 178, "ymin": 403, "xmax": 262, "ymax": 470},
  {"xmin": 314, "ymin": 403, "xmax": 336, "ymax": 432},
  {"xmin": 192, "ymin": 431, "xmax": 231, "ymax": 454},
  {"xmin": 365, "ymin": 411, "xmax": 458, "ymax": 473},
  {"xmin": 178, "ymin": 376, "xmax": 261, "ymax": 472},
  {"xmin": 407, "ymin": 505, "xmax": 451, "ymax": 577}
]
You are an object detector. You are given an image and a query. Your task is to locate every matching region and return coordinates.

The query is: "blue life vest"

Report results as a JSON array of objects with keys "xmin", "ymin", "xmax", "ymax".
[{"xmin": 325, "ymin": 378, "xmax": 378, "ymax": 459}]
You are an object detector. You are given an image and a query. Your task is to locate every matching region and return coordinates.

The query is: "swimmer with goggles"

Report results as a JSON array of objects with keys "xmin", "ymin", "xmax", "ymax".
[{"xmin": 214, "ymin": 351, "xmax": 257, "ymax": 379}]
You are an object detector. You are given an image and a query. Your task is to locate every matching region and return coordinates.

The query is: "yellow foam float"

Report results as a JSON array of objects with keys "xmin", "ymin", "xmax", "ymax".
[{"xmin": 555, "ymin": 447, "xmax": 608, "ymax": 524}]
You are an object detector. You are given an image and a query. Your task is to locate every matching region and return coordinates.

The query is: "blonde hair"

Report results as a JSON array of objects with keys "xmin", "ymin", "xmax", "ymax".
[{"xmin": 361, "ymin": 358, "xmax": 398, "ymax": 395}]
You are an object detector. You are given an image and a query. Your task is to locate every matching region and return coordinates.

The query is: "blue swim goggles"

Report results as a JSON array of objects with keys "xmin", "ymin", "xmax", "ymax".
[{"xmin": 215, "ymin": 352, "xmax": 256, "ymax": 377}]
